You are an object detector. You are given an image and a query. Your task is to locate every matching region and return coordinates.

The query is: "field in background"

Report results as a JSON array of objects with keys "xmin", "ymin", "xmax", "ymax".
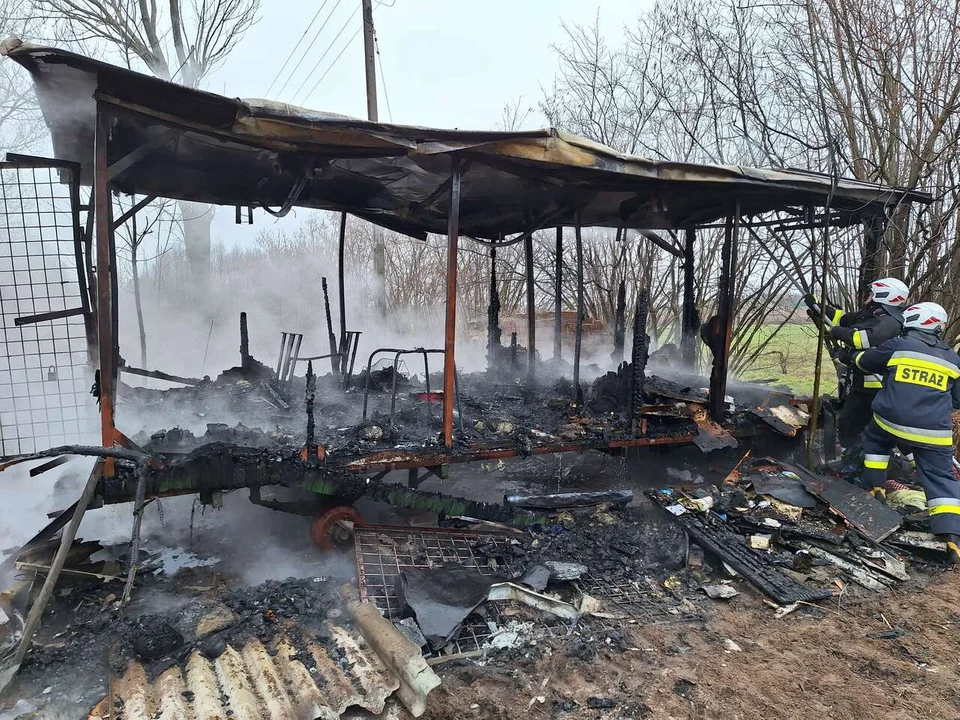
[{"xmin": 738, "ymin": 323, "xmax": 837, "ymax": 396}]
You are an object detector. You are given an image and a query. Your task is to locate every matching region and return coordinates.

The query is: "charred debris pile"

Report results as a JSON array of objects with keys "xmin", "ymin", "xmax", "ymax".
[
  {"xmin": 3, "ymin": 454, "xmax": 957, "ymax": 718},
  {"xmin": 119, "ymin": 313, "xmax": 808, "ymax": 462}
]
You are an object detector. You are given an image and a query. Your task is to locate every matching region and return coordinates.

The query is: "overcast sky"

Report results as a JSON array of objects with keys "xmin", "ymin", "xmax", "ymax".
[{"xmin": 199, "ymin": 0, "xmax": 647, "ymax": 247}]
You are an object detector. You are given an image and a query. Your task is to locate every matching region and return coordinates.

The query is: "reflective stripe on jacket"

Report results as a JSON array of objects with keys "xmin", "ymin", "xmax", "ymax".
[
  {"xmin": 831, "ymin": 303, "xmax": 903, "ymax": 393},
  {"xmin": 854, "ymin": 330, "xmax": 960, "ymax": 446}
]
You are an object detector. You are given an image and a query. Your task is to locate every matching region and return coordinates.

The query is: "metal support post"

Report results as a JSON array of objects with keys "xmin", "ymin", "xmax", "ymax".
[
  {"xmin": 442, "ymin": 158, "xmax": 462, "ymax": 449},
  {"xmin": 573, "ymin": 220, "xmax": 584, "ymax": 403},
  {"xmin": 337, "ymin": 211, "xmax": 347, "ymax": 373},
  {"xmin": 94, "ymin": 104, "xmax": 118, "ymax": 456},
  {"xmin": 709, "ymin": 203, "xmax": 740, "ymax": 421},
  {"xmin": 680, "ymin": 228, "xmax": 698, "ymax": 369},
  {"xmin": 554, "ymin": 226, "xmax": 562, "ymax": 361},
  {"xmin": 487, "ymin": 247, "xmax": 501, "ymax": 371},
  {"xmin": 524, "ymin": 232, "xmax": 536, "ymax": 383}
]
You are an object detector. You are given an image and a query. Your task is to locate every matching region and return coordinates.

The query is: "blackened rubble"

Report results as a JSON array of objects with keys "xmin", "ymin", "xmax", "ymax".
[
  {"xmin": 472, "ymin": 505, "xmax": 689, "ymax": 583},
  {"xmin": 5, "ymin": 572, "xmax": 347, "ymax": 712},
  {"xmin": 119, "ymin": 321, "xmax": 805, "ymax": 461}
]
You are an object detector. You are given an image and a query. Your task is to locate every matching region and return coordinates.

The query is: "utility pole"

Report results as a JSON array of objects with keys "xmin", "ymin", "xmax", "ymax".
[
  {"xmin": 361, "ymin": 0, "xmax": 386, "ymax": 316},
  {"xmin": 361, "ymin": 0, "xmax": 378, "ymax": 122}
]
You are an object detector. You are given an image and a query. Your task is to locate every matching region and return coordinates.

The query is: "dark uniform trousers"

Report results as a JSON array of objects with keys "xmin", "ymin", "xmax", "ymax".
[
  {"xmin": 856, "ymin": 330, "xmax": 960, "ymax": 537},
  {"xmin": 862, "ymin": 420, "xmax": 959, "ymax": 535}
]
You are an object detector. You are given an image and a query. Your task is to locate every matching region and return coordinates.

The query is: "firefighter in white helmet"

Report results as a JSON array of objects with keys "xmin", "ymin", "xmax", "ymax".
[
  {"xmin": 805, "ymin": 278, "xmax": 910, "ymax": 451},
  {"xmin": 849, "ymin": 302, "xmax": 960, "ymax": 562}
]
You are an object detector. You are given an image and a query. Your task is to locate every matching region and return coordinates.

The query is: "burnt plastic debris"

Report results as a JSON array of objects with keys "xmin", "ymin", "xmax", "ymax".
[
  {"xmin": 544, "ymin": 560, "xmax": 587, "ymax": 581},
  {"xmin": 588, "ymin": 697, "xmax": 616, "ymax": 709},
  {"xmin": 395, "ymin": 564, "xmax": 496, "ymax": 651},
  {"xmin": 750, "ymin": 475, "xmax": 818, "ymax": 509},
  {"xmin": 647, "ymin": 490, "xmax": 832, "ymax": 605},
  {"xmin": 504, "ymin": 490, "xmax": 634, "ymax": 510},
  {"xmin": 785, "ymin": 461, "xmax": 902, "ymax": 542},
  {"xmin": 132, "ymin": 620, "xmax": 183, "ymax": 661},
  {"xmin": 518, "ymin": 564, "xmax": 551, "ymax": 592}
]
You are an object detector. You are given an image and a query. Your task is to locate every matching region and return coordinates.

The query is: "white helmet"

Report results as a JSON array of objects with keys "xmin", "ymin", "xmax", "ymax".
[
  {"xmin": 902, "ymin": 302, "xmax": 948, "ymax": 334},
  {"xmin": 869, "ymin": 278, "xmax": 909, "ymax": 307}
]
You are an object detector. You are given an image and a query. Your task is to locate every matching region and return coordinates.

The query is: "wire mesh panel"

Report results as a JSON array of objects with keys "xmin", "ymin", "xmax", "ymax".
[
  {"xmin": 354, "ymin": 525, "xmax": 522, "ymax": 654},
  {"xmin": 355, "ymin": 524, "xmax": 701, "ymax": 653},
  {"xmin": 0, "ymin": 159, "xmax": 98, "ymax": 456}
]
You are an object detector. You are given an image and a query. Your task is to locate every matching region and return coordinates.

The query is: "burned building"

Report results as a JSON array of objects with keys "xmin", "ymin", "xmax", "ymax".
[{"xmin": 0, "ymin": 39, "xmax": 935, "ymax": 698}]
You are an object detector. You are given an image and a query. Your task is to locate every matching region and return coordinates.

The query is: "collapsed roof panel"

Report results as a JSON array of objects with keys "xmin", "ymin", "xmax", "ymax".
[{"xmin": 3, "ymin": 40, "xmax": 932, "ymax": 238}]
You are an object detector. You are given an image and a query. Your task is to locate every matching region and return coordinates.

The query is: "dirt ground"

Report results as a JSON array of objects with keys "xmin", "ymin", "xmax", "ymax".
[{"xmin": 420, "ymin": 571, "xmax": 960, "ymax": 720}]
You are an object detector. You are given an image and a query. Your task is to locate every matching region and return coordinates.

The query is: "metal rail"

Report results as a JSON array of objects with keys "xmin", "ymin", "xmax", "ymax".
[{"xmin": 360, "ymin": 348, "xmax": 464, "ymax": 434}]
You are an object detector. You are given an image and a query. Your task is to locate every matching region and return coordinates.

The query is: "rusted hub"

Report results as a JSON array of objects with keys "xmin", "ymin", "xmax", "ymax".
[{"xmin": 310, "ymin": 505, "xmax": 361, "ymax": 550}]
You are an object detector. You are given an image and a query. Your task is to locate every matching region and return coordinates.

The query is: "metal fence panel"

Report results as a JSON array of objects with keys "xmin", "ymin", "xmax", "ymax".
[{"xmin": 0, "ymin": 159, "xmax": 98, "ymax": 456}]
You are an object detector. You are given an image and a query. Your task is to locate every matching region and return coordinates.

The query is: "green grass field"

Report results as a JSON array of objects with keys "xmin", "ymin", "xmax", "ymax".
[{"xmin": 736, "ymin": 323, "xmax": 838, "ymax": 396}]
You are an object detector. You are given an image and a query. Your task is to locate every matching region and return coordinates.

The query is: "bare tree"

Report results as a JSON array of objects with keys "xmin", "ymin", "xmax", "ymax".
[
  {"xmin": 34, "ymin": 0, "xmax": 260, "ymax": 304},
  {"xmin": 0, "ymin": 2, "xmax": 44, "ymax": 153},
  {"xmin": 115, "ymin": 196, "xmax": 178, "ymax": 366},
  {"xmin": 542, "ymin": 0, "xmax": 960, "ymax": 388}
]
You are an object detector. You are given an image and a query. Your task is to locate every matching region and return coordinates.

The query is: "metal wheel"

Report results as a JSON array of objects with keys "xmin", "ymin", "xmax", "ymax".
[{"xmin": 310, "ymin": 505, "xmax": 361, "ymax": 550}]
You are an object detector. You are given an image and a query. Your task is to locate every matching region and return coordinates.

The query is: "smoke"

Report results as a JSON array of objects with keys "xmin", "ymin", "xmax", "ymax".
[{"xmin": 129, "ymin": 491, "xmax": 356, "ymax": 587}]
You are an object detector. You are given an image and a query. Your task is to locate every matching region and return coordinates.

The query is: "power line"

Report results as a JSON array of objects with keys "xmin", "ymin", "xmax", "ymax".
[
  {"xmin": 276, "ymin": 0, "xmax": 346, "ymax": 98},
  {"xmin": 299, "ymin": 0, "xmax": 395, "ymax": 109},
  {"xmin": 290, "ymin": 4, "xmax": 361, "ymax": 104},
  {"xmin": 299, "ymin": 24, "xmax": 363, "ymax": 106},
  {"xmin": 264, "ymin": 0, "xmax": 329, "ymax": 97}
]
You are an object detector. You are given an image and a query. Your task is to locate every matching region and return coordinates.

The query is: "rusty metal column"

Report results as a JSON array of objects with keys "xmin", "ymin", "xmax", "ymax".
[
  {"xmin": 553, "ymin": 226, "xmax": 562, "ymax": 361},
  {"xmin": 442, "ymin": 158, "xmax": 463, "ymax": 448},
  {"xmin": 709, "ymin": 203, "xmax": 740, "ymax": 421},
  {"xmin": 94, "ymin": 104, "xmax": 117, "ymax": 453},
  {"xmin": 524, "ymin": 233, "xmax": 536, "ymax": 383},
  {"xmin": 337, "ymin": 211, "xmax": 347, "ymax": 372},
  {"xmin": 680, "ymin": 227, "xmax": 698, "ymax": 369},
  {"xmin": 573, "ymin": 220, "xmax": 584, "ymax": 402}
]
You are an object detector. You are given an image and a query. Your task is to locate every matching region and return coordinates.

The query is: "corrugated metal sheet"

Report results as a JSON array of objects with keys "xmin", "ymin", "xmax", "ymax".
[
  {"xmin": 90, "ymin": 624, "xmax": 405, "ymax": 720},
  {"xmin": 3, "ymin": 40, "xmax": 933, "ymax": 240}
]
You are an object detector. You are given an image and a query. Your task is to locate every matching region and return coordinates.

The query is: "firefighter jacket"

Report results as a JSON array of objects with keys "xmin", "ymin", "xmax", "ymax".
[
  {"xmin": 828, "ymin": 302, "xmax": 903, "ymax": 392},
  {"xmin": 854, "ymin": 330, "xmax": 960, "ymax": 447}
]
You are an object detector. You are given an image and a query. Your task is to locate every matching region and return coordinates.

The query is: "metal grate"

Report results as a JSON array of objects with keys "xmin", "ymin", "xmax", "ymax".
[
  {"xmin": 577, "ymin": 572, "xmax": 700, "ymax": 624},
  {"xmin": 354, "ymin": 524, "xmax": 698, "ymax": 654},
  {"xmin": 354, "ymin": 525, "xmax": 522, "ymax": 654},
  {"xmin": 0, "ymin": 158, "xmax": 98, "ymax": 456}
]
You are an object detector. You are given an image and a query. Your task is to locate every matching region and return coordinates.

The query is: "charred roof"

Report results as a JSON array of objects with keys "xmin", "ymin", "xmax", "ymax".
[{"xmin": 3, "ymin": 39, "xmax": 932, "ymax": 240}]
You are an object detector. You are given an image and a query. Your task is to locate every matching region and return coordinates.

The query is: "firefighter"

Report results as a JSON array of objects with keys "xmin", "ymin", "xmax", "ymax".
[
  {"xmin": 849, "ymin": 302, "xmax": 960, "ymax": 562},
  {"xmin": 805, "ymin": 278, "xmax": 910, "ymax": 450}
]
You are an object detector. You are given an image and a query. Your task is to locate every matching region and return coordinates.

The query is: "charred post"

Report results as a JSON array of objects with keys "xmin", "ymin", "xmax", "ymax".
[
  {"xmin": 510, "ymin": 332, "xmax": 518, "ymax": 370},
  {"xmin": 525, "ymin": 233, "xmax": 536, "ymax": 383},
  {"xmin": 680, "ymin": 228, "xmax": 699, "ymax": 369},
  {"xmin": 321, "ymin": 277, "xmax": 340, "ymax": 377},
  {"xmin": 442, "ymin": 158, "xmax": 463, "ymax": 449},
  {"xmin": 305, "ymin": 360, "xmax": 316, "ymax": 451},
  {"xmin": 487, "ymin": 247, "xmax": 501, "ymax": 370},
  {"xmin": 613, "ymin": 280, "xmax": 626, "ymax": 363},
  {"xmin": 554, "ymin": 226, "xmax": 563, "ymax": 361},
  {"xmin": 240, "ymin": 311, "xmax": 250, "ymax": 370},
  {"xmin": 93, "ymin": 103, "xmax": 117, "ymax": 455},
  {"xmin": 337, "ymin": 211, "xmax": 348, "ymax": 373},
  {"xmin": 631, "ymin": 290, "xmax": 649, "ymax": 430},
  {"xmin": 709, "ymin": 205, "xmax": 740, "ymax": 421},
  {"xmin": 573, "ymin": 220, "xmax": 585, "ymax": 403}
]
